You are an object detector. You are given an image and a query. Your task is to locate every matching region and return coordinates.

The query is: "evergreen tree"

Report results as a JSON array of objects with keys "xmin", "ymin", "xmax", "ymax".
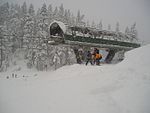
[
  {"xmin": 97, "ymin": 21, "xmax": 102, "ymax": 30},
  {"xmin": 21, "ymin": 2, "xmax": 27, "ymax": 16},
  {"xmin": 48, "ymin": 4, "xmax": 53, "ymax": 14},
  {"xmin": 130, "ymin": 22, "xmax": 138, "ymax": 41},
  {"xmin": 131, "ymin": 23, "xmax": 137, "ymax": 36},
  {"xmin": 108, "ymin": 24, "xmax": 111, "ymax": 31},
  {"xmin": 40, "ymin": 3, "xmax": 47, "ymax": 17},
  {"xmin": 91, "ymin": 21, "xmax": 96, "ymax": 28},
  {"xmin": 8, "ymin": 3, "xmax": 21, "ymax": 36},
  {"xmin": 0, "ymin": 2, "xmax": 9, "ymax": 25},
  {"xmin": 125, "ymin": 26, "xmax": 130, "ymax": 34},
  {"xmin": 14, "ymin": 4, "xmax": 21, "ymax": 18},
  {"xmin": 64, "ymin": 9, "xmax": 69, "ymax": 24},
  {"xmin": 70, "ymin": 13, "xmax": 76, "ymax": 26},
  {"xmin": 53, "ymin": 6, "xmax": 58, "ymax": 20},
  {"xmin": 9, "ymin": 3, "xmax": 15, "ymax": 18},
  {"xmin": 116, "ymin": 22, "xmax": 120, "ymax": 32},
  {"xmin": 76, "ymin": 10, "xmax": 85, "ymax": 26},
  {"xmin": 28, "ymin": 4, "xmax": 35, "ymax": 16},
  {"xmin": 48, "ymin": 4, "xmax": 53, "ymax": 23},
  {"xmin": 38, "ymin": 3, "xmax": 48, "ymax": 32},
  {"xmin": 64, "ymin": 9, "xmax": 68, "ymax": 23},
  {"xmin": 58, "ymin": 4, "xmax": 64, "ymax": 22},
  {"xmin": 36, "ymin": 8, "xmax": 41, "ymax": 17},
  {"xmin": 86, "ymin": 20, "xmax": 90, "ymax": 27}
]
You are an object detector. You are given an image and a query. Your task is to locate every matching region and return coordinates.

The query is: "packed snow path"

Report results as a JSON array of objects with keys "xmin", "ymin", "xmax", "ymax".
[{"xmin": 0, "ymin": 44, "xmax": 150, "ymax": 113}]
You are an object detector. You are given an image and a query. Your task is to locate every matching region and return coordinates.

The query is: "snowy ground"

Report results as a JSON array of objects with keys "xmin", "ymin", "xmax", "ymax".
[{"xmin": 0, "ymin": 44, "xmax": 150, "ymax": 113}]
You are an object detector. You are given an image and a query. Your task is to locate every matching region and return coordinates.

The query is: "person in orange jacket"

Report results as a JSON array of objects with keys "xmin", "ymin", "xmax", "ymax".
[{"xmin": 95, "ymin": 50, "xmax": 102, "ymax": 65}]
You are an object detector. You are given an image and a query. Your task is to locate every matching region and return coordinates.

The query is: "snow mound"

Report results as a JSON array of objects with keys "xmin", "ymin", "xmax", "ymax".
[
  {"xmin": 0, "ymin": 44, "xmax": 150, "ymax": 113},
  {"xmin": 117, "ymin": 44, "xmax": 150, "ymax": 71}
]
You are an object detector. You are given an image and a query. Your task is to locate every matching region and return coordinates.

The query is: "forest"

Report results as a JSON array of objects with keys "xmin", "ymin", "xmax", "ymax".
[{"xmin": 0, "ymin": 2, "xmax": 138, "ymax": 71}]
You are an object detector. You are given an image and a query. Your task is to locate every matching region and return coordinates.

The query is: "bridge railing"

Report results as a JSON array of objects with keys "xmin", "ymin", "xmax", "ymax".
[{"xmin": 64, "ymin": 34, "xmax": 140, "ymax": 48}]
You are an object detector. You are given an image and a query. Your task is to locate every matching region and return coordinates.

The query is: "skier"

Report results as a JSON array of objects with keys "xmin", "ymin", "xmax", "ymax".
[
  {"xmin": 85, "ymin": 51, "xmax": 93, "ymax": 65},
  {"xmin": 92, "ymin": 48, "xmax": 99, "ymax": 65},
  {"xmin": 95, "ymin": 52, "xmax": 102, "ymax": 65}
]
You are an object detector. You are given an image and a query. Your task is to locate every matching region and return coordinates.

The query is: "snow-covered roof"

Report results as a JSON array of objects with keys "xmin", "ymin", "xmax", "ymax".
[{"xmin": 49, "ymin": 20, "xmax": 67, "ymax": 33}]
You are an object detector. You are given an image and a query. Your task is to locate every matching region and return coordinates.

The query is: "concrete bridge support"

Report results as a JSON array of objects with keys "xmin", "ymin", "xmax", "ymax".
[{"xmin": 105, "ymin": 49, "xmax": 117, "ymax": 63}]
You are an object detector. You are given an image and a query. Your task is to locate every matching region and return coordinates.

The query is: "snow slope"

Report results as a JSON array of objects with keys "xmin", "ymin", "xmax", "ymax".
[{"xmin": 0, "ymin": 44, "xmax": 150, "ymax": 113}]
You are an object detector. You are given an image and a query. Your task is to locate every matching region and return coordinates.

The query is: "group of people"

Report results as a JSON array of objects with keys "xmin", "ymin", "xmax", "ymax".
[{"xmin": 85, "ymin": 48, "xmax": 102, "ymax": 66}]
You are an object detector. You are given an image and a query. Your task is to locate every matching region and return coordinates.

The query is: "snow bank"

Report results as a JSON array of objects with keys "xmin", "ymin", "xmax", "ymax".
[
  {"xmin": 0, "ymin": 44, "xmax": 150, "ymax": 113},
  {"xmin": 117, "ymin": 44, "xmax": 150, "ymax": 72}
]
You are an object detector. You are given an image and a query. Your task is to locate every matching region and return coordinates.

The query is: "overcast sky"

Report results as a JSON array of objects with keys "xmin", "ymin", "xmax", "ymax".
[{"xmin": 7, "ymin": 0, "xmax": 150, "ymax": 43}]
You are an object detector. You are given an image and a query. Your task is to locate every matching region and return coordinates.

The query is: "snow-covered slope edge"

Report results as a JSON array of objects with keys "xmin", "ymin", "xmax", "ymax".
[{"xmin": 118, "ymin": 44, "xmax": 150, "ymax": 69}]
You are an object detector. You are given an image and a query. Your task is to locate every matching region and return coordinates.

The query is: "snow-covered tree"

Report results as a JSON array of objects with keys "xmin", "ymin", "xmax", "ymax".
[
  {"xmin": 125, "ymin": 23, "xmax": 138, "ymax": 42},
  {"xmin": 70, "ymin": 13, "xmax": 76, "ymax": 26},
  {"xmin": 28, "ymin": 4, "xmax": 35, "ymax": 16},
  {"xmin": 108, "ymin": 24, "xmax": 111, "ymax": 31},
  {"xmin": 58, "ymin": 4, "xmax": 65, "ymax": 22},
  {"xmin": 115, "ymin": 22, "xmax": 120, "ymax": 32},
  {"xmin": 97, "ymin": 21, "xmax": 102, "ymax": 30},
  {"xmin": 47, "ymin": 4, "xmax": 53, "ymax": 23},
  {"xmin": 53, "ymin": 6, "xmax": 59, "ymax": 20},
  {"xmin": 125, "ymin": 26, "xmax": 130, "ymax": 34},
  {"xmin": 64, "ymin": 9, "xmax": 71, "ymax": 25},
  {"xmin": 36, "ymin": 3, "xmax": 48, "ymax": 33},
  {"xmin": 86, "ymin": 20, "xmax": 90, "ymax": 27},
  {"xmin": 91, "ymin": 21, "xmax": 96, "ymax": 28},
  {"xmin": 76, "ymin": 10, "xmax": 85, "ymax": 26},
  {"xmin": 0, "ymin": 2, "xmax": 9, "ymax": 25},
  {"xmin": 9, "ymin": 3, "xmax": 15, "ymax": 18},
  {"xmin": 130, "ymin": 22, "xmax": 138, "ymax": 40},
  {"xmin": 14, "ymin": 4, "xmax": 21, "ymax": 18},
  {"xmin": 21, "ymin": 2, "xmax": 27, "ymax": 16},
  {"xmin": 40, "ymin": 3, "xmax": 47, "ymax": 17}
]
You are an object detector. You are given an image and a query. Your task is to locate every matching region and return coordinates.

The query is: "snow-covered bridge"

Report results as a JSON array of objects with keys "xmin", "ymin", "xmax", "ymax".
[{"xmin": 49, "ymin": 21, "xmax": 140, "ymax": 63}]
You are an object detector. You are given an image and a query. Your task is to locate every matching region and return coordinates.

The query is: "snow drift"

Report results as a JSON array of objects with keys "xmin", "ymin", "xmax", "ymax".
[
  {"xmin": 0, "ymin": 44, "xmax": 150, "ymax": 113},
  {"xmin": 118, "ymin": 44, "xmax": 150, "ymax": 71}
]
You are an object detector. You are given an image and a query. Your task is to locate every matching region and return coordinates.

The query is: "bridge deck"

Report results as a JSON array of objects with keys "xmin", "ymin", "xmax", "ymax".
[{"xmin": 64, "ymin": 34, "xmax": 140, "ymax": 50}]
